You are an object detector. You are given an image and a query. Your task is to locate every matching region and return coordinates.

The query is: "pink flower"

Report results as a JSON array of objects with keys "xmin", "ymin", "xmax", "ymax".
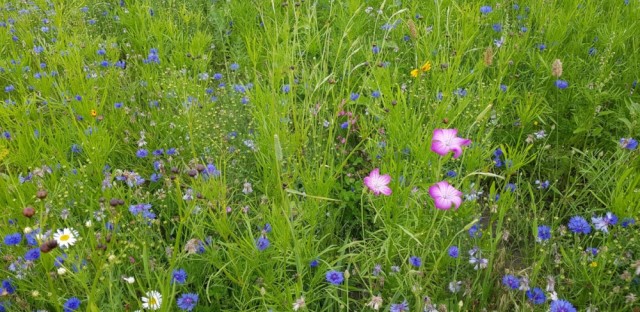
[
  {"xmin": 429, "ymin": 181, "xmax": 463, "ymax": 210},
  {"xmin": 364, "ymin": 168, "xmax": 392, "ymax": 196},
  {"xmin": 430, "ymin": 129, "xmax": 471, "ymax": 158}
]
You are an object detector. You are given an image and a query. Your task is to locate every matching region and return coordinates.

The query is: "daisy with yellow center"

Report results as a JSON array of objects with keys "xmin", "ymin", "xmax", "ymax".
[
  {"xmin": 53, "ymin": 228, "xmax": 79, "ymax": 248},
  {"xmin": 142, "ymin": 290, "xmax": 162, "ymax": 310}
]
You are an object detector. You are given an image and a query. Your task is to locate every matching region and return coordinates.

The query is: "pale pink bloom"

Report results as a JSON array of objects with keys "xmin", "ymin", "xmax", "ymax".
[
  {"xmin": 429, "ymin": 181, "xmax": 463, "ymax": 210},
  {"xmin": 430, "ymin": 129, "xmax": 471, "ymax": 158},
  {"xmin": 363, "ymin": 168, "xmax": 392, "ymax": 196}
]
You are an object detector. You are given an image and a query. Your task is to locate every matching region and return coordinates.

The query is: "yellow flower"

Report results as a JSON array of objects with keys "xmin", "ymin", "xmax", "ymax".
[
  {"xmin": 590, "ymin": 261, "xmax": 598, "ymax": 268},
  {"xmin": 421, "ymin": 61, "xmax": 432, "ymax": 72},
  {"xmin": 410, "ymin": 69, "xmax": 419, "ymax": 77},
  {"xmin": 90, "ymin": 109, "xmax": 97, "ymax": 117}
]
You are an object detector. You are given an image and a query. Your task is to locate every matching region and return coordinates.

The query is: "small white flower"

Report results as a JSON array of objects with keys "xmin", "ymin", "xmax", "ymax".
[
  {"xmin": 366, "ymin": 295, "xmax": 383, "ymax": 310},
  {"xmin": 292, "ymin": 296, "xmax": 306, "ymax": 311},
  {"xmin": 122, "ymin": 276, "xmax": 135, "ymax": 284},
  {"xmin": 57, "ymin": 267, "xmax": 67, "ymax": 275},
  {"xmin": 141, "ymin": 290, "xmax": 162, "ymax": 310},
  {"xmin": 53, "ymin": 228, "xmax": 79, "ymax": 248}
]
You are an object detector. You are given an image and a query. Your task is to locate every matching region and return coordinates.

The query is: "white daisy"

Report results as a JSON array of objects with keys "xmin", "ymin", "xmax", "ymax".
[
  {"xmin": 53, "ymin": 228, "xmax": 79, "ymax": 248},
  {"xmin": 142, "ymin": 290, "xmax": 162, "ymax": 310}
]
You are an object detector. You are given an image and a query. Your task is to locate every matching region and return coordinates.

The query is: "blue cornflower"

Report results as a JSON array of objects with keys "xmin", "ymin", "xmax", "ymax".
[
  {"xmin": 325, "ymin": 270, "xmax": 344, "ymax": 285},
  {"xmin": 621, "ymin": 218, "xmax": 635, "ymax": 228},
  {"xmin": 588, "ymin": 47, "xmax": 597, "ymax": 56},
  {"xmin": 213, "ymin": 73, "xmax": 223, "ymax": 80},
  {"xmin": 620, "ymin": 138, "xmax": 638, "ymax": 150},
  {"xmin": 550, "ymin": 300, "xmax": 576, "ymax": 312},
  {"xmin": 63, "ymin": 297, "xmax": 81, "ymax": 312},
  {"xmin": 129, "ymin": 203, "xmax": 152, "ymax": 216},
  {"xmin": 446, "ymin": 170, "xmax": 457, "ymax": 178},
  {"xmin": 4, "ymin": 233, "xmax": 21, "ymax": 246},
  {"xmin": 144, "ymin": 48, "xmax": 160, "ymax": 64},
  {"xmin": 230, "ymin": 63, "xmax": 240, "ymax": 71},
  {"xmin": 502, "ymin": 275, "xmax": 520, "ymax": 289},
  {"xmin": 390, "ymin": 301, "xmax": 409, "ymax": 312},
  {"xmin": 241, "ymin": 97, "xmax": 249, "ymax": 104},
  {"xmin": 526, "ymin": 287, "xmax": 546, "ymax": 304},
  {"xmin": 256, "ymin": 237, "xmax": 270, "ymax": 251},
  {"xmin": 350, "ymin": 93, "xmax": 360, "ymax": 101},
  {"xmin": 520, "ymin": 26, "xmax": 528, "ymax": 32},
  {"xmin": 115, "ymin": 60, "xmax": 126, "ymax": 69},
  {"xmin": 436, "ymin": 91, "xmax": 443, "ymax": 101},
  {"xmin": 25, "ymin": 248, "xmax": 40, "ymax": 261},
  {"xmin": 537, "ymin": 225, "xmax": 551, "ymax": 242},
  {"xmin": 100, "ymin": 60, "xmax": 109, "ymax": 67},
  {"xmin": 592, "ymin": 212, "xmax": 618, "ymax": 233},
  {"xmin": 500, "ymin": 84, "xmax": 507, "ymax": 92},
  {"xmin": 448, "ymin": 246, "xmax": 459, "ymax": 258},
  {"xmin": 71, "ymin": 144, "xmax": 82, "ymax": 154},
  {"xmin": 409, "ymin": 256, "xmax": 421, "ymax": 267},
  {"xmin": 97, "ymin": 48, "xmax": 106, "ymax": 55},
  {"xmin": 555, "ymin": 80, "xmax": 569, "ymax": 89},
  {"xmin": 372, "ymin": 45, "xmax": 380, "ymax": 54},
  {"xmin": 1, "ymin": 280, "xmax": 15, "ymax": 295},
  {"xmin": 166, "ymin": 148, "xmax": 177, "ymax": 155},
  {"xmin": 4, "ymin": 85, "xmax": 14, "ymax": 92},
  {"xmin": 372, "ymin": 264, "xmax": 382, "ymax": 276},
  {"xmin": 454, "ymin": 88, "xmax": 467, "ymax": 97},
  {"xmin": 34, "ymin": 46, "xmax": 44, "ymax": 54},
  {"xmin": 172, "ymin": 269, "xmax": 187, "ymax": 284},
  {"xmin": 310, "ymin": 259, "xmax": 319, "ymax": 268},
  {"xmin": 282, "ymin": 84, "xmax": 290, "ymax": 93},
  {"xmin": 262, "ymin": 223, "xmax": 272, "ymax": 233},
  {"xmin": 114, "ymin": 102, "xmax": 123, "ymax": 108},
  {"xmin": 586, "ymin": 247, "xmax": 598, "ymax": 257},
  {"xmin": 492, "ymin": 23, "xmax": 502, "ymax": 32},
  {"xmin": 152, "ymin": 149, "xmax": 163, "ymax": 156},
  {"xmin": 340, "ymin": 122, "xmax": 349, "ymax": 129},
  {"xmin": 480, "ymin": 6, "xmax": 492, "ymax": 14},
  {"xmin": 469, "ymin": 224, "xmax": 482, "ymax": 238},
  {"xmin": 506, "ymin": 183, "xmax": 516, "ymax": 192},
  {"xmin": 371, "ymin": 90, "xmax": 381, "ymax": 98},
  {"xmin": 538, "ymin": 43, "xmax": 547, "ymax": 51},
  {"xmin": 568, "ymin": 216, "xmax": 591, "ymax": 234},
  {"xmin": 176, "ymin": 293, "xmax": 198, "ymax": 311},
  {"xmin": 136, "ymin": 149, "xmax": 148, "ymax": 158}
]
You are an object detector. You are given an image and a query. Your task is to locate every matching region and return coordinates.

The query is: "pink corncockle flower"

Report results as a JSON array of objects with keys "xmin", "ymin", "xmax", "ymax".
[
  {"xmin": 430, "ymin": 129, "xmax": 471, "ymax": 158},
  {"xmin": 429, "ymin": 181, "xmax": 463, "ymax": 210},
  {"xmin": 364, "ymin": 168, "xmax": 392, "ymax": 196}
]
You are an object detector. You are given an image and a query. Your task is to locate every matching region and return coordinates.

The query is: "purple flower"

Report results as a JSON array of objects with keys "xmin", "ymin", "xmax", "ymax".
[
  {"xmin": 468, "ymin": 224, "xmax": 482, "ymax": 238},
  {"xmin": 1, "ymin": 280, "xmax": 15, "ymax": 295},
  {"xmin": 282, "ymin": 84, "xmax": 291, "ymax": 93},
  {"xmin": 230, "ymin": 63, "xmax": 240, "ymax": 71},
  {"xmin": 592, "ymin": 212, "xmax": 618, "ymax": 233},
  {"xmin": 25, "ymin": 248, "xmax": 40, "ymax": 261},
  {"xmin": 480, "ymin": 6, "xmax": 492, "ymax": 14},
  {"xmin": 176, "ymin": 293, "xmax": 198, "ymax": 311},
  {"xmin": 409, "ymin": 256, "xmax": 421, "ymax": 267},
  {"xmin": 390, "ymin": 301, "xmax": 409, "ymax": 312},
  {"xmin": 4, "ymin": 233, "xmax": 21, "ymax": 246},
  {"xmin": 568, "ymin": 216, "xmax": 591, "ymax": 234},
  {"xmin": 256, "ymin": 237, "xmax": 270, "ymax": 251},
  {"xmin": 310, "ymin": 259, "xmax": 319, "ymax": 268},
  {"xmin": 586, "ymin": 247, "xmax": 598, "ymax": 257},
  {"xmin": 550, "ymin": 300, "xmax": 576, "ymax": 312},
  {"xmin": 620, "ymin": 138, "xmax": 638, "ymax": 150},
  {"xmin": 63, "ymin": 297, "xmax": 81, "ymax": 312},
  {"xmin": 537, "ymin": 225, "xmax": 551, "ymax": 242},
  {"xmin": 555, "ymin": 80, "xmax": 569, "ymax": 89},
  {"xmin": 621, "ymin": 218, "xmax": 635, "ymax": 228},
  {"xmin": 136, "ymin": 149, "xmax": 148, "ymax": 158},
  {"xmin": 448, "ymin": 246, "xmax": 459, "ymax": 258},
  {"xmin": 325, "ymin": 270, "xmax": 344, "ymax": 285},
  {"xmin": 431, "ymin": 129, "xmax": 471, "ymax": 158},
  {"xmin": 371, "ymin": 90, "xmax": 381, "ymax": 98},
  {"xmin": 492, "ymin": 23, "xmax": 502, "ymax": 32},
  {"xmin": 526, "ymin": 287, "xmax": 546, "ymax": 304},
  {"xmin": 502, "ymin": 275, "xmax": 520, "ymax": 290},
  {"xmin": 129, "ymin": 203, "xmax": 152, "ymax": 216},
  {"xmin": 172, "ymin": 269, "xmax": 187, "ymax": 284}
]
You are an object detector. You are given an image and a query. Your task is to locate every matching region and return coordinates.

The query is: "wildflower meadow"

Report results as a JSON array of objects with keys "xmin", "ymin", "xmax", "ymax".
[{"xmin": 1, "ymin": 0, "xmax": 640, "ymax": 311}]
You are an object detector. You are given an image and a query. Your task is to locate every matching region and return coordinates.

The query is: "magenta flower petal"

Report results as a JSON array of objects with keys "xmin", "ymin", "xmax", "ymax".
[
  {"xmin": 429, "ymin": 181, "xmax": 463, "ymax": 210},
  {"xmin": 364, "ymin": 168, "xmax": 392, "ymax": 196},
  {"xmin": 430, "ymin": 129, "xmax": 471, "ymax": 159}
]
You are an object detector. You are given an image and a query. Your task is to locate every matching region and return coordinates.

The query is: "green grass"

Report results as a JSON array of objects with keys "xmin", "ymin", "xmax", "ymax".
[{"xmin": 0, "ymin": 0, "xmax": 639, "ymax": 311}]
